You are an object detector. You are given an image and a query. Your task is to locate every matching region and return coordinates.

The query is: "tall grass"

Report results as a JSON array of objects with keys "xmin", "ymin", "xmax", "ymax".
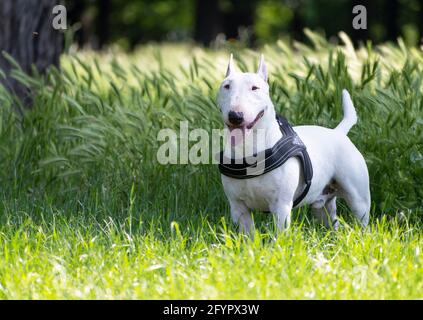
[
  {"xmin": 0, "ymin": 32, "xmax": 422, "ymax": 299},
  {"xmin": 1, "ymin": 32, "xmax": 422, "ymax": 213}
]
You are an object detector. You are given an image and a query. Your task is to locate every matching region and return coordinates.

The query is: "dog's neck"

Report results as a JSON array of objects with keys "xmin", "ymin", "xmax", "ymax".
[{"xmin": 223, "ymin": 107, "xmax": 283, "ymax": 159}]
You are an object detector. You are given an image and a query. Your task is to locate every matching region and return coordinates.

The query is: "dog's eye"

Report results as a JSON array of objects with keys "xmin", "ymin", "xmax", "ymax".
[
  {"xmin": 252, "ymin": 86, "xmax": 259, "ymax": 91},
  {"xmin": 223, "ymin": 84, "xmax": 230, "ymax": 90}
]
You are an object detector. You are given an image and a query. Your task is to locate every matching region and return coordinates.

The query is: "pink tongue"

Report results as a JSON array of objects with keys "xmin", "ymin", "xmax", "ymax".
[{"xmin": 229, "ymin": 127, "xmax": 251, "ymax": 146}]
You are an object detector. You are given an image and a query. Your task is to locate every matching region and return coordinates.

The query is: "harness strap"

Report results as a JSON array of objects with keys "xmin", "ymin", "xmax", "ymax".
[{"xmin": 218, "ymin": 114, "xmax": 313, "ymax": 207}]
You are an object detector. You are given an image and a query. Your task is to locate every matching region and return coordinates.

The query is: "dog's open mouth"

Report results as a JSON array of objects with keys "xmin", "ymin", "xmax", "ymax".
[
  {"xmin": 226, "ymin": 109, "xmax": 265, "ymax": 146},
  {"xmin": 226, "ymin": 109, "xmax": 265, "ymax": 131}
]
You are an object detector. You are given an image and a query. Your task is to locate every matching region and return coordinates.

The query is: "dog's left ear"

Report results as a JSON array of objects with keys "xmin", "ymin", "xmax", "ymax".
[{"xmin": 257, "ymin": 54, "xmax": 268, "ymax": 82}]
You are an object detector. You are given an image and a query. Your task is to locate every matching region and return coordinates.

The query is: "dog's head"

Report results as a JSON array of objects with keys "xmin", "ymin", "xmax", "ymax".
[{"xmin": 217, "ymin": 54, "xmax": 274, "ymax": 145}]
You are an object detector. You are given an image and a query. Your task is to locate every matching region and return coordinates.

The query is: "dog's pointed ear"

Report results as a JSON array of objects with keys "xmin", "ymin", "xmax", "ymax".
[
  {"xmin": 257, "ymin": 54, "xmax": 268, "ymax": 82},
  {"xmin": 225, "ymin": 53, "xmax": 234, "ymax": 77}
]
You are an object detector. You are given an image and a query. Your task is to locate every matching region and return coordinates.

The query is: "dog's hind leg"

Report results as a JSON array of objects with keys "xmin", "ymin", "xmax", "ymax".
[
  {"xmin": 342, "ymin": 190, "xmax": 370, "ymax": 227},
  {"xmin": 337, "ymin": 170, "xmax": 371, "ymax": 227},
  {"xmin": 335, "ymin": 146, "xmax": 371, "ymax": 227},
  {"xmin": 312, "ymin": 196, "xmax": 340, "ymax": 230}
]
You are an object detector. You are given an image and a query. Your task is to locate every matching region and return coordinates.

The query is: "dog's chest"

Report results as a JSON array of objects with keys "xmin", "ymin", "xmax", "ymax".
[{"xmin": 221, "ymin": 172, "xmax": 282, "ymax": 211}]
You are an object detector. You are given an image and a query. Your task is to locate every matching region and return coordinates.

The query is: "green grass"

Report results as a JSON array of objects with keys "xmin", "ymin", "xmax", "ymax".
[
  {"xmin": 0, "ymin": 210, "xmax": 421, "ymax": 299},
  {"xmin": 0, "ymin": 31, "xmax": 422, "ymax": 299}
]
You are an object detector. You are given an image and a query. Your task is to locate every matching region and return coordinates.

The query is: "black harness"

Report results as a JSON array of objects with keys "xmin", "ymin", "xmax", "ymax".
[{"xmin": 218, "ymin": 114, "xmax": 313, "ymax": 207}]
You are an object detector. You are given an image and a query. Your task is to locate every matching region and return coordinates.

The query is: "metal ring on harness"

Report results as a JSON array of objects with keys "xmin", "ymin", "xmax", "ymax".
[{"xmin": 218, "ymin": 114, "xmax": 313, "ymax": 207}]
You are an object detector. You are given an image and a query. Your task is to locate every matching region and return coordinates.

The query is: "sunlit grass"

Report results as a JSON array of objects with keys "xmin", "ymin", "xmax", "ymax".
[
  {"xmin": 0, "ymin": 31, "xmax": 422, "ymax": 299},
  {"xmin": 0, "ymin": 206, "xmax": 421, "ymax": 299}
]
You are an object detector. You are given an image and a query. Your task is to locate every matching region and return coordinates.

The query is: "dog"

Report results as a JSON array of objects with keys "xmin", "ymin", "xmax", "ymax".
[{"xmin": 217, "ymin": 54, "xmax": 370, "ymax": 233}]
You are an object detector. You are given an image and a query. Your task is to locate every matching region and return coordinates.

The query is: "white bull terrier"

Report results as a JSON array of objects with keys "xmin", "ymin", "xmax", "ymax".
[{"xmin": 217, "ymin": 54, "xmax": 370, "ymax": 233}]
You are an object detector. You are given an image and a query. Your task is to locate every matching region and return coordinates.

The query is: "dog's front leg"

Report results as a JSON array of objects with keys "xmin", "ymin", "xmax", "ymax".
[
  {"xmin": 229, "ymin": 200, "xmax": 253, "ymax": 234},
  {"xmin": 270, "ymin": 201, "xmax": 293, "ymax": 231}
]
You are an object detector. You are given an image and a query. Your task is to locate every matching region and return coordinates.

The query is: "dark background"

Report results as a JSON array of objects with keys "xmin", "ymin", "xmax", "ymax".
[
  {"xmin": 67, "ymin": 0, "xmax": 423, "ymax": 49},
  {"xmin": 1, "ymin": 0, "xmax": 422, "ymax": 105}
]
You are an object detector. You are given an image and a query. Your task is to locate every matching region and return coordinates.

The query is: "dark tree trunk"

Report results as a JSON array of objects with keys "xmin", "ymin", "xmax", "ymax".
[
  {"xmin": 0, "ymin": 0, "xmax": 63, "ymax": 106},
  {"xmin": 194, "ymin": 0, "xmax": 222, "ymax": 46},
  {"xmin": 419, "ymin": 0, "xmax": 423, "ymax": 45},
  {"xmin": 97, "ymin": 0, "xmax": 110, "ymax": 48},
  {"xmin": 223, "ymin": 0, "xmax": 257, "ymax": 46},
  {"xmin": 385, "ymin": 0, "xmax": 399, "ymax": 41},
  {"xmin": 67, "ymin": 0, "xmax": 87, "ymax": 47},
  {"xmin": 291, "ymin": 5, "xmax": 303, "ymax": 42}
]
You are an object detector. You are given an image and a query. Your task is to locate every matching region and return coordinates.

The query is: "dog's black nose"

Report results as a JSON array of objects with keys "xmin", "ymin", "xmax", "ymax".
[{"xmin": 228, "ymin": 111, "xmax": 244, "ymax": 125}]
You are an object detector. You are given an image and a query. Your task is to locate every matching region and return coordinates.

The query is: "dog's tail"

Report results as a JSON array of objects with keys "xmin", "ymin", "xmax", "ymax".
[{"xmin": 335, "ymin": 89, "xmax": 357, "ymax": 135}]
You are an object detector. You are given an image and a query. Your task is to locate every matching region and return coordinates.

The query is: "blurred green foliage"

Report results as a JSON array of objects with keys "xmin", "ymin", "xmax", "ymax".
[
  {"xmin": 109, "ymin": 0, "xmax": 194, "ymax": 47},
  {"xmin": 68, "ymin": 0, "xmax": 423, "ymax": 48}
]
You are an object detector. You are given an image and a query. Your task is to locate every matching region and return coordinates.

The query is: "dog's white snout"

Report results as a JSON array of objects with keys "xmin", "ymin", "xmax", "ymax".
[{"xmin": 230, "ymin": 103, "xmax": 243, "ymax": 112}]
